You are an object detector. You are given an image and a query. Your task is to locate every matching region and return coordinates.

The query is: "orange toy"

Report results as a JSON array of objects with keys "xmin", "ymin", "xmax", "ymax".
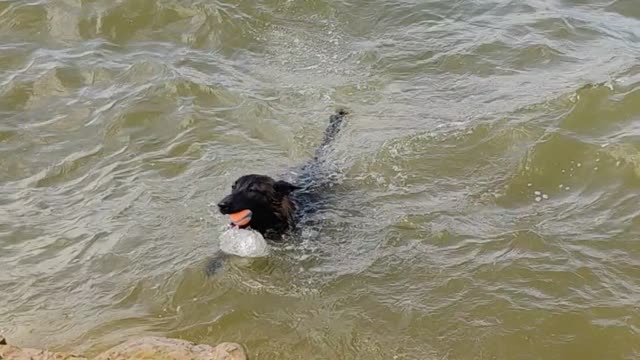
[{"xmin": 229, "ymin": 209, "xmax": 252, "ymax": 227}]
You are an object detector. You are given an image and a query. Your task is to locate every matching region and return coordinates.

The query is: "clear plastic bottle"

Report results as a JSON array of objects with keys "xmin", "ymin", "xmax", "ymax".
[{"xmin": 218, "ymin": 227, "xmax": 269, "ymax": 257}]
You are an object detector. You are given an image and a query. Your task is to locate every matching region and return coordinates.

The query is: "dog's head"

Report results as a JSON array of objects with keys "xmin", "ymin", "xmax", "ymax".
[{"xmin": 217, "ymin": 174, "xmax": 300, "ymax": 236}]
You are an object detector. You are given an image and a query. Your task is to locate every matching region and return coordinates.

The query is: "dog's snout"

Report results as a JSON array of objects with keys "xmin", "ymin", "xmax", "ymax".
[{"xmin": 217, "ymin": 199, "xmax": 231, "ymax": 213}]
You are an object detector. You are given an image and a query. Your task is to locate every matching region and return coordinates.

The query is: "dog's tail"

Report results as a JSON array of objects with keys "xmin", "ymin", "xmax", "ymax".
[
  {"xmin": 316, "ymin": 109, "xmax": 348, "ymax": 157},
  {"xmin": 294, "ymin": 109, "xmax": 348, "ymax": 193}
]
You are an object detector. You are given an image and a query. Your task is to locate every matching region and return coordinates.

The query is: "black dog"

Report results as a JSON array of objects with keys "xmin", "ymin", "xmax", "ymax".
[{"xmin": 217, "ymin": 109, "xmax": 347, "ymax": 241}]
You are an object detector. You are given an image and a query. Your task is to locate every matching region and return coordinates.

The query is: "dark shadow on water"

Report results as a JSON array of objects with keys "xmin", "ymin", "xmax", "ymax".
[{"xmin": 203, "ymin": 251, "xmax": 232, "ymax": 277}]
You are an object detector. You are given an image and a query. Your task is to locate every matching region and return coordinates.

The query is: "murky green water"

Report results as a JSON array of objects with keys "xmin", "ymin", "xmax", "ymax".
[{"xmin": 1, "ymin": 0, "xmax": 639, "ymax": 359}]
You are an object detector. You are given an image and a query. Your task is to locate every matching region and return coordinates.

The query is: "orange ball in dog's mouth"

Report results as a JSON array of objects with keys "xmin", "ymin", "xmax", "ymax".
[{"xmin": 229, "ymin": 209, "xmax": 252, "ymax": 227}]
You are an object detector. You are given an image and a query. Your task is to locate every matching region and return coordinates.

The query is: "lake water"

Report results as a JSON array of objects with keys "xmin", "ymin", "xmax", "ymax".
[{"xmin": 1, "ymin": 0, "xmax": 639, "ymax": 359}]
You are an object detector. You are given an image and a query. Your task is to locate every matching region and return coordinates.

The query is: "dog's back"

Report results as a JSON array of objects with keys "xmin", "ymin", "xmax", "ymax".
[{"xmin": 281, "ymin": 109, "xmax": 348, "ymax": 222}]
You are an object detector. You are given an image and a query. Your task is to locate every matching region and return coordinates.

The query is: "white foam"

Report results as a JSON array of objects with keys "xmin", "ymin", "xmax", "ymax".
[{"xmin": 219, "ymin": 227, "xmax": 269, "ymax": 258}]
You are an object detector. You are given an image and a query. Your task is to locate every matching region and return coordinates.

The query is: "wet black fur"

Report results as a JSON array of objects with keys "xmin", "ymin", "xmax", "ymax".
[{"xmin": 217, "ymin": 109, "xmax": 347, "ymax": 240}]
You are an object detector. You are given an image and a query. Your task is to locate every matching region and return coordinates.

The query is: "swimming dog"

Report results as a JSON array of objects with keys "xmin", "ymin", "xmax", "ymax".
[{"xmin": 217, "ymin": 109, "xmax": 347, "ymax": 240}]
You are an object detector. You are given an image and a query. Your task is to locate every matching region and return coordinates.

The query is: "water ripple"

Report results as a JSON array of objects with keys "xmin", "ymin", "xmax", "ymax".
[{"xmin": 1, "ymin": 0, "xmax": 640, "ymax": 358}]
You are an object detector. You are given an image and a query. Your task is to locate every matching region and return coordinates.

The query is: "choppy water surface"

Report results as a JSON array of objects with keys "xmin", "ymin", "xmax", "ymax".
[{"xmin": 1, "ymin": 0, "xmax": 640, "ymax": 358}]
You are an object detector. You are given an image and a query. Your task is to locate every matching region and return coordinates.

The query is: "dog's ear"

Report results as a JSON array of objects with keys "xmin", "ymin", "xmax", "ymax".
[{"xmin": 274, "ymin": 180, "xmax": 300, "ymax": 195}]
